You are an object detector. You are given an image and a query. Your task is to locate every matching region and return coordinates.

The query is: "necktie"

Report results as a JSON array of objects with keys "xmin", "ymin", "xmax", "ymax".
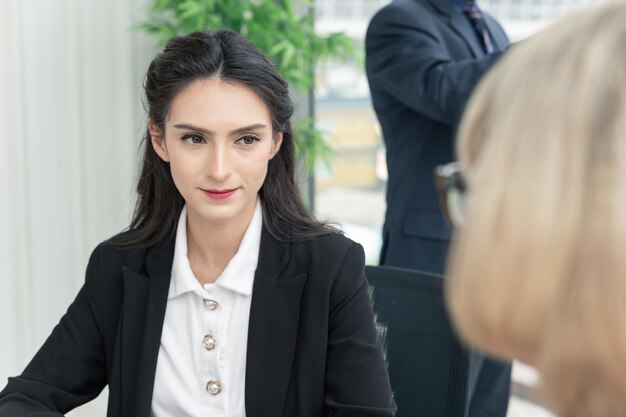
[{"xmin": 463, "ymin": 3, "xmax": 496, "ymax": 53}]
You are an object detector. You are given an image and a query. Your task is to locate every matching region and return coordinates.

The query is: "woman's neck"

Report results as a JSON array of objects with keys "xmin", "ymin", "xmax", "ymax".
[{"xmin": 185, "ymin": 204, "xmax": 256, "ymax": 285}]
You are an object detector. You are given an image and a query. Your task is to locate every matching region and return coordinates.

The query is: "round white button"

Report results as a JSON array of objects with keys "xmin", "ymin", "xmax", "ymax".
[
  {"xmin": 206, "ymin": 380, "xmax": 222, "ymax": 395},
  {"xmin": 202, "ymin": 334, "xmax": 217, "ymax": 351},
  {"xmin": 203, "ymin": 299, "xmax": 219, "ymax": 310}
]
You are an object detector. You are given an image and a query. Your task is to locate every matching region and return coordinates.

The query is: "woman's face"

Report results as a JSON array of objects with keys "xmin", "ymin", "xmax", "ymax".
[{"xmin": 150, "ymin": 78, "xmax": 282, "ymax": 229}]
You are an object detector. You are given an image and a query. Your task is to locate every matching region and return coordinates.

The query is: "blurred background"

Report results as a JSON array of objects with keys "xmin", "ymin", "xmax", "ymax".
[{"xmin": 0, "ymin": 0, "xmax": 602, "ymax": 415}]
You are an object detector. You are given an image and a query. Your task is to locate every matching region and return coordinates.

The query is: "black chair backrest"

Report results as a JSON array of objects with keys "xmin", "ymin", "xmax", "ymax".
[{"xmin": 365, "ymin": 265, "xmax": 469, "ymax": 417}]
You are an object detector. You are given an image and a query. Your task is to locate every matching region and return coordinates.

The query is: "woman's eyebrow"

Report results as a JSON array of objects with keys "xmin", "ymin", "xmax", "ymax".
[{"xmin": 172, "ymin": 123, "xmax": 268, "ymax": 135}]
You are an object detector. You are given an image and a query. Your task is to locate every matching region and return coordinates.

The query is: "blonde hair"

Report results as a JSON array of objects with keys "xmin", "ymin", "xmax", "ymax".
[{"xmin": 446, "ymin": 2, "xmax": 626, "ymax": 416}]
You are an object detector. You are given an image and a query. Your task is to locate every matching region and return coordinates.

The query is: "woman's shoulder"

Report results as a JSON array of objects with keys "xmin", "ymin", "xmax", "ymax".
[
  {"xmin": 96, "ymin": 228, "xmax": 142, "ymax": 254},
  {"xmin": 297, "ymin": 230, "xmax": 361, "ymax": 252},
  {"xmin": 89, "ymin": 228, "xmax": 153, "ymax": 272},
  {"xmin": 290, "ymin": 233, "xmax": 367, "ymax": 299},
  {"xmin": 290, "ymin": 231, "xmax": 365, "ymax": 273}
]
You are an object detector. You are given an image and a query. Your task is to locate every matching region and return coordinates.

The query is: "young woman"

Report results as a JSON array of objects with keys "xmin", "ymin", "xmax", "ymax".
[
  {"xmin": 0, "ymin": 30, "xmax": 395, "ymax": 417},
  {"xmin": 440, "ymin": 2, "xmax": 626, "ymax": 417}
]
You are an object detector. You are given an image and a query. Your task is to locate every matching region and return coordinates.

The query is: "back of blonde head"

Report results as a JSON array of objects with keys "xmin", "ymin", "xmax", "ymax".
[{"xmin": 446, "ymin": 2, "xmax": 626, "ymax": 416}]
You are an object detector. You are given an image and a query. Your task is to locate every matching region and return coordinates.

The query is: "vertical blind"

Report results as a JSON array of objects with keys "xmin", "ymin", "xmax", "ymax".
[{"xmin": 0, "ymin": 0, "xmax": 155, "ymax": 414}]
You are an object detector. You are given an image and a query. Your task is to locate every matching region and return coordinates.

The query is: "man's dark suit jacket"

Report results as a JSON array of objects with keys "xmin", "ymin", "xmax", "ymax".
[
  {"xmin": 366, "ymin": 1, "xmax": 511, "ymax": 417},
  {"xmin": 0, "ymin": 228, "xmax": 396, "ymax": 417},
  {"xmin": 366, "ymin": 0, "xmax": 509, "ymax": 274}
]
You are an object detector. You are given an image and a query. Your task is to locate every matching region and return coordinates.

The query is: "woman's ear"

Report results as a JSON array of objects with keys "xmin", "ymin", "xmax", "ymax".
[
  {"xmin": 149, "ymin": 120, "xmax": 170, "ymax": 162},
  {"xmin": 269, "ymin": 132, "xmax": 283, "ymax": 160}
]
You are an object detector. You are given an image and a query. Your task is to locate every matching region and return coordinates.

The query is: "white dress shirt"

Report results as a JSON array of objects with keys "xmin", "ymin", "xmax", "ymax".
[{"xmin": 151, "ymin": 201, "xmax": 262, "ymax": 417}]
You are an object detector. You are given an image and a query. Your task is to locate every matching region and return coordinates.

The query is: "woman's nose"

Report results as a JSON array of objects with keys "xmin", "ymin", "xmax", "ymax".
[{"xmin": 205, "ymin": 145, "xmax": 232, "ymax": 181}]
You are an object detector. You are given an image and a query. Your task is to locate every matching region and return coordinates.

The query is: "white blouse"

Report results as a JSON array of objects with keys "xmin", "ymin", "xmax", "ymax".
[{"xmin": 150, "ymin": 201, "xmax": 262, "ymax": 417}]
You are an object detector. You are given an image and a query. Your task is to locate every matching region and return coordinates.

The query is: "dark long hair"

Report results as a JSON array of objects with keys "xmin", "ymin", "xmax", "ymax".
[{"xmin": 111, "ymin": 30, "xmax": 337, "ymax": 249}]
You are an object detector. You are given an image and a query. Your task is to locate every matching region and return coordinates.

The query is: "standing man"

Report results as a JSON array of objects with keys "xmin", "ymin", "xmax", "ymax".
[{"xmin": 366, "ymin": 1, "xmax": 511, "ymax": 416}]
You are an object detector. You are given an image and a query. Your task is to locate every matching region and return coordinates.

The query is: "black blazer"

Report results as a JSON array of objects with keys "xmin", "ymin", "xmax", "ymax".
[
  {"xmin": 365, "ymin": 0, "xmax": 509, "ymax": 273},
  {"xmin": 0, "ymin": 228, "xmax": 395, "ymax": 417}
]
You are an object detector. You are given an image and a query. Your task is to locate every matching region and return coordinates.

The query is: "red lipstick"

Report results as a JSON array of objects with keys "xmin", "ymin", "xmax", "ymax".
[{"xmin": 202, "ymin": 188, "xmax": 237, "ymax": 200}]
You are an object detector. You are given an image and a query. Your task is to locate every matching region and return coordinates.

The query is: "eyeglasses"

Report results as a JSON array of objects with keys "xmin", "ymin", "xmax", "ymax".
[{"xmin": 434, "ymin": 162, "xmax": 466, "ymax": 228}]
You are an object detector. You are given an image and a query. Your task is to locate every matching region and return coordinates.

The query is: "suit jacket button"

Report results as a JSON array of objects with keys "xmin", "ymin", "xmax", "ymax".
[{"xmin": 206, "ymin": 380, "xmax": 222, "ymax": 395}]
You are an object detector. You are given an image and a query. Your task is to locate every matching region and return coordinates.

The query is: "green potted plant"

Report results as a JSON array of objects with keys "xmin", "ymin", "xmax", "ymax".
[{"xmin": 139, "ymin": 0, "xmax": 358, "ymax": 175}]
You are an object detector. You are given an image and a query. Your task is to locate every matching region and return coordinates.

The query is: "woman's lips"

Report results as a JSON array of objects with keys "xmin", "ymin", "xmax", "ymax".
[{"xmin": 201, "ymin": 188, "xmax": 237, "ymax": 200}]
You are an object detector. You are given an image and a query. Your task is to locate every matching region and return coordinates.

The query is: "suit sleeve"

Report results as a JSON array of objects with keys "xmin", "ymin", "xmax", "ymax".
[
  {"xmin": 324, "ymin": 243, "xmax": 397, "ymax": 417},
  {"xmin": 365, "ymin": 4, "xmax": 505, "ymax": 125},
  {"xmin": 0, "ymin": 247, "xmax": 108, "ymax": 416}
]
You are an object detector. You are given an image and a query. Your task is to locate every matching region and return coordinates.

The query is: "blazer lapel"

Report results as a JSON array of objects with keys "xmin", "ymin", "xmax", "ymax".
[
  {"xmin": 118, "ymin": 237, "xmax": 175, "ymax": 417},
  {"xmin": 245, "ymin": 229, "xmax": 307, "ymax": 417},
  {"xmin": 426, "ymin": 0, "xmax": 485, "ymax": 58}
]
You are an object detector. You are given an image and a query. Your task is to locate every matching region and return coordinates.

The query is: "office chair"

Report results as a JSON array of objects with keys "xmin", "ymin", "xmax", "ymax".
[{"xmin": 365, "ymin": 265, "xmax": 470, "ymax": 417}]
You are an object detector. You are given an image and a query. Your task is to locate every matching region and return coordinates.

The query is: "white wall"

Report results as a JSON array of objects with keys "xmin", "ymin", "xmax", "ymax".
[{"xmin": 0, "ymin": 0, "xmax": 155, "ymax": 415}]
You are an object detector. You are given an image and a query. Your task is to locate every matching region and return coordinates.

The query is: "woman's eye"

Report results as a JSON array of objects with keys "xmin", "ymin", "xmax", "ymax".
[
  {"xmin": 181, "ymin": 134, "xmax": 205, "ymax": 144},
  {"xmin": 237, "ymin": 135, "xmax": 261, "ymax": 145}
]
